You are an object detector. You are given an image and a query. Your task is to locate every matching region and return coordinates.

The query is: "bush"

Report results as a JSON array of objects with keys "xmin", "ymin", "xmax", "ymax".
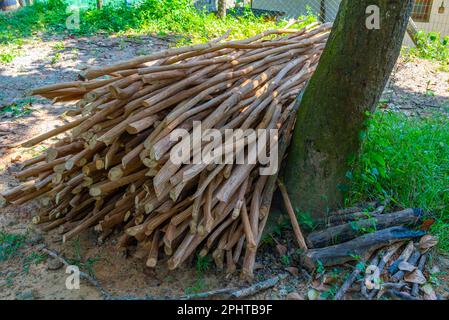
[{"xmin": 408, "ymin": 31, "xmax": 449, "ymax": 63}]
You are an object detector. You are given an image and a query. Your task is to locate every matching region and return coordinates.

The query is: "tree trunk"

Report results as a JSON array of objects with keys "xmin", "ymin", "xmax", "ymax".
[
  {"xmin": 218, "ymin": 0, "xmax": 226, "ymax": 18},
  {"xmin": 284, "ymin": 0, "xmax": 414, "ymax": 221},
  {"xmin": 97, "ymin": 0, "xmax": 103, "ymax": 10}
]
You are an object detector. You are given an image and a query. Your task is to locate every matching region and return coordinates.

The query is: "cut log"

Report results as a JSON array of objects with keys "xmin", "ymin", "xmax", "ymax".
[
  {"xmin": 307, "ymin": 208, "xmax": 423, "ymax": 248},
  {"xmin": 302, "ymin": 226, "xmax": 426, "ymax": 269}
]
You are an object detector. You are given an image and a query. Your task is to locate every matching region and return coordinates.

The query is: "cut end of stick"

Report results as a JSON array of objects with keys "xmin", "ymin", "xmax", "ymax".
[
  {"xmin": 146, "ymin": 258, "xmax": 157, "ymax": 268},
  {"xmin": 89, "ymin": 187, "xmax": 102, "ymax": 197},
  {"xmin": 65, "ymin": 160, "xmax": 75, "ymax": 171},
  {"xmin": 46, "ymin": 148, "xmax": 59, "ymax": 162}
]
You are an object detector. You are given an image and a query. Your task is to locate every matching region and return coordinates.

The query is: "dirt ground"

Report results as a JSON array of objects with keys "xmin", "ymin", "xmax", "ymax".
[{"xmin": 1, "ymin": 35, "xmax": 448, "ymax": 300}]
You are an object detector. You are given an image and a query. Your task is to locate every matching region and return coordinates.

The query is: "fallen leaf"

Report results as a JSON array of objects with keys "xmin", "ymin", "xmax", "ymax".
[
  {"xmin": 276, "ymin": 244, "xmax": 287, "ymax": 256},
  {"xmin": 365, "ymin": 265, "xmax": 381, "ymax": 290},
  {"xmin": 404, "ymin": 270, "xmax": 427, "ymax": 284},
  {"xmin": 286, "ymin": 292, "xmax": 303, "ymax": 300},
  {"xmin": 419, "ymin": 235, "xmax": 438, "ymax": 253},
  {"xmin": 322, "ymin": 273, "xmax": 338, "ymax": 285},
  {"xmin": 420, "ymin": 219, "xmax": 435, "ymax": 231},
  {"xmin": 311, "ymin": 280, "xmax": 331, "ymax": 292},
  {"xmin": 307, "ymin": 288, "xmax": 320, "ymax": 301},
  {"xmin": 421, "ymin": 284, "xmax": 437, "ymax": 300},
  {"xmin": 285, "ymin": 267, "xmax": 299, "ymax": 277},
  {"xmin": 398, "ymin": 261, "xmax": 417, "ymax": 272}
]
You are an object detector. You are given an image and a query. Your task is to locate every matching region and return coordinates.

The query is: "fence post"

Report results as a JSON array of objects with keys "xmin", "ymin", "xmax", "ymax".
[
  {"xmin": 320, "ymin": 0, "xmax": 327, "ymax": 22},
  {"xmin": 218, "ymin": 0, "xmax": 227, "ymax": 18}
]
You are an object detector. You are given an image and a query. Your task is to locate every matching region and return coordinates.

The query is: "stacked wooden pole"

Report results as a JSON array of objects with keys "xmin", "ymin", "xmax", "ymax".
[{"xmin": 0, "ymin": 22, "xmax": 331, "ymax": 279}]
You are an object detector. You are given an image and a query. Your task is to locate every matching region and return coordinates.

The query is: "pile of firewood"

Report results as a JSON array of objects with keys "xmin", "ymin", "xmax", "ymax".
[
  {"xmin": 0, "ymin": 22, "xmax": 331, "ymax": 279},
  {"xmin": 301, "ymin": 202, "xmax": 439, "ymax": 300}
]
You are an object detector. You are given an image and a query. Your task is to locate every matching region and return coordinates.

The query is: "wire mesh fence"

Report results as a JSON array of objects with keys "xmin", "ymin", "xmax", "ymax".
[
  {"xmin": 27, "ymin": 0, "xmax": 449, "ymax": 37},
  {"xmin": 195, "ymin": 0, "xmax": 341, "ymax": 21},
  {"xmin": 411, "ymin": 0, "xmax": 449, "ymax": 36},
  {"xmin": 195, "ymin": 0, "xmax": 449, "ymax": 37}
]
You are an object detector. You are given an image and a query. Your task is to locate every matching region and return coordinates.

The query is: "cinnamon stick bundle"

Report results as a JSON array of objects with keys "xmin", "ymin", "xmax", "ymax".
[{"xmin": 1, "ymin": 22, "xmax": 331, "ymax": 278}]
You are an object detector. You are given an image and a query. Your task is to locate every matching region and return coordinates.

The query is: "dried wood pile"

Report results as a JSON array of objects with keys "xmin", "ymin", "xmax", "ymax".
[
  {"xmin": 0, "ymin": 22, "xmax": 331, "ymax": 280},
  {"xmin": 333, "ymin": 234, "xmax": 439, "ymax": 300},
  {"xmin": 302, "ymin": 203, "xmax": 439, "ymax": 300}
]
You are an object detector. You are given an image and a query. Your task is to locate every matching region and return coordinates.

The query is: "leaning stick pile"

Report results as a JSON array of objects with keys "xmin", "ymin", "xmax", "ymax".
[{"xmin": 0, "ymin": 22, "xmax": 331, "ymax": 279}]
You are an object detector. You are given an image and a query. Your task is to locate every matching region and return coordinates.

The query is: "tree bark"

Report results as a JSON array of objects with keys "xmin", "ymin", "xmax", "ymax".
[
  {"xmin": 97, "ymin": 0, "xmax": 103, "ymax": 10},
  {"xmin": 218, "ymin": 0, "xmax": 226, "ymax": 18},
  {"xmin": 284, "ymin": 0, "xmax": 414, "ymax": 221},
  {"xmin": 302, "ymin": 226, "xmax": 425, "ymax": 269},
  {"xmin": 307, "ymin": 208, "xmax": 423, "ymax": 248}
]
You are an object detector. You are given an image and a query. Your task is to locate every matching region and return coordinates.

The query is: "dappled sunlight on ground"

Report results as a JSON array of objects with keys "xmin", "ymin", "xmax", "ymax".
[{"xmin": 383, "ymin": 57, "xmax": 449, "ymax": 116}]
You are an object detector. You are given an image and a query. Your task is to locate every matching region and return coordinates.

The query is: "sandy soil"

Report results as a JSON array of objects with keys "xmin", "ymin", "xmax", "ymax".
[{"xmin": 1, "ymin": 36, "xmax": 448, "ymax": 300}]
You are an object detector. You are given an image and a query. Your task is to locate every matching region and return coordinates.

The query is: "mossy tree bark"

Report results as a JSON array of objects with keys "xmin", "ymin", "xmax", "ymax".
[{"xmin": 284, "ymin": 0, "xmax": 414, "ymax": 221}]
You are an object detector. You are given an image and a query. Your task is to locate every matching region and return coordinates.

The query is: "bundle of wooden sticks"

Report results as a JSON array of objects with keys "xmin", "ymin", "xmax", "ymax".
[{"xmin": 0, "ymin": 22, "xmax": 331, "ymax": 279}]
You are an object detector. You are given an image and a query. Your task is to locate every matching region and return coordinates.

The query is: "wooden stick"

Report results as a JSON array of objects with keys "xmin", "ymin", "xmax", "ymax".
[
  {"xmin": 21, "ymin": 117, "xmax": 87, "ymax": 148},
  {"xmin": 278, "ymin": 179, "xmax": 308, "ymax": 251},
  {"xmin": 302, "ymin": 227, "xmax": 425, "ymax": 269}
]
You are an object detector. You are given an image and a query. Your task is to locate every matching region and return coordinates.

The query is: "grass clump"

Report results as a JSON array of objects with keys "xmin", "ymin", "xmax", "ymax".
[
  {"xmin": 185, "ymin": 254, "xmax": 211, "ymax": 294},
  {"xmin": 0, "ymin": 98, "xmax": 34, "ymax": 118},
  {"xmin": 348, "ymin": 110, "xmax": 449, "ymax": 250},
  {"xmin": 0, "ymin": 231, "xmax": 27, "ymax": 262},
  {"xmin": 66, "ymin": 239, "xmax": 100, "ymax": 277}
]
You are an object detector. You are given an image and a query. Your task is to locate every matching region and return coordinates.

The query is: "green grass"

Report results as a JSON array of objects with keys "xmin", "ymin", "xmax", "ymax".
[
  {"xmin": 22, "ymin": 251, "xmax": 48, "ymax": 273},
  {"xmin": 66, "ymin": 239, "xmax": 100, "ymax": 277},
  {"xmin": 0, "ymin": 0, "xmax": 315, "ymax": 65},
  {"xmin": 0, "ymin": 42, "xmax": 23, "ymax": 64},
  {"xmin": 0, "ymin": 231, "xmax": 27, "ymax": 262},
  {"xmin": 348, "ymin": 110, "xmax": 449, "ymax": 250},
  {"xmin": 0, "ymin": 98, "xmax": 34, "ymax": 118},
  {"xmin": 185, "ymin": 254, "xmax": 211, "ymax": 294},
  {"xmin": 0, "ymin": 0, "xmax": 316, "ymax": 47},
  {"xmin": 0, "ymin": 51, "xmax": 16, "ymax": 64}
]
